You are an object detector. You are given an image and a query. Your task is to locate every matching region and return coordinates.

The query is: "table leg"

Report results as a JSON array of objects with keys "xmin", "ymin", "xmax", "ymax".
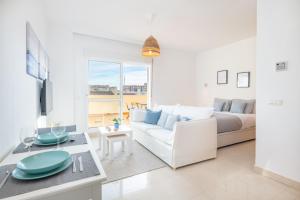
[
  {"xmin": 102, "ymin": 136, "xmax": 106, "ymax": 158},
  {"xmin": 109, "ymin": 141, "xmax": 113, "ymax": 160},
  {"xmin": 127, "ymin": 132, "xmax": 133, "ymax": 155},
  {"xmin": 122, "ymin": 141, "xmax": 125, "ymax": 152},
  {"xmin": 98, "ymin": 134, "xmax": 102, "ymax": 151}
]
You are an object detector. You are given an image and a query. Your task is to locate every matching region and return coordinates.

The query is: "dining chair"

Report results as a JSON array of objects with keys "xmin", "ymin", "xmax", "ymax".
[{"xmin": 37, "ymin": 125, "xmax": 77, "ymax": 134}]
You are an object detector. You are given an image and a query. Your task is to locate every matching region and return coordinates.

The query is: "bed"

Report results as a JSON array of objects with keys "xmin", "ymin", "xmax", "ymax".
[{"xmin": 214, "ymin": 111, "xmax": 256, "ymax": 148}]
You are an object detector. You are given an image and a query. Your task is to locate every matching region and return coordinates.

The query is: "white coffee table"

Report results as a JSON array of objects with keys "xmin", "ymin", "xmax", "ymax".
[{"xmin": 98, "ymin": 125, "xmax": 133, "ymax": 159}]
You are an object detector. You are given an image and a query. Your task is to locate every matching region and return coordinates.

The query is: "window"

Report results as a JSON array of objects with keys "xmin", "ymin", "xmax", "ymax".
[{"xmin": 88, "ymin": 60, "xmax": 149, "ymax": 127}]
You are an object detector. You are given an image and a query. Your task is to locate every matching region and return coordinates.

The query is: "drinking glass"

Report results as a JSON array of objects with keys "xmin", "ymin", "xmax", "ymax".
[
  {"xmin": 19, "ymin": 127, "xmax": 36, "ymax": 152},
  {"xmin": 51, "ymin": 122, "xmax": 66, "ymax": 150}
]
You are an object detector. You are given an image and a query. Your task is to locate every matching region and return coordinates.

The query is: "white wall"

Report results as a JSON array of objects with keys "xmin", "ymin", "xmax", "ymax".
[
  {"xmin": 47, "ymin": 32, "xmax": 197, "ymax": 131},
  {"xmin": 196, "ymin": 37, "xmax": 256, "ymax": 106},
  {"xmin": 256, "ymin": 0, "xmax": 300, "ymax": 182},
  {"xmin": 0, "ymin": 0, "xmax": 48, "ymax": 160},
  {"xmin": 47, "ymin": 23, "xmax": 74, "ymax": 125}
]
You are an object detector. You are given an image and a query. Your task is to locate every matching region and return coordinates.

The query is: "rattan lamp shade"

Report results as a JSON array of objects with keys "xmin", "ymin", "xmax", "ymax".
[{"xmin": 142, "ymin": 35, "xmax": 160, "ymax": 57}]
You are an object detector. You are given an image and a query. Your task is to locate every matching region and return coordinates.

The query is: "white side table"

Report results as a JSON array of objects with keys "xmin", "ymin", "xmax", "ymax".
[
  {"xmin": 106, "ymin": 134, "xmax": 132, "ymax": 160},
  {"xmin": 98, "ymin": 125, "xmax": 133, "ymax": 159}
]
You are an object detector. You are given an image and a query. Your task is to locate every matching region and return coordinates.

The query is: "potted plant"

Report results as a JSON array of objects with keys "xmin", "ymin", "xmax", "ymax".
[{"xmin": 112, "ymin": 118, "xmax": 121, "ymax": 130}]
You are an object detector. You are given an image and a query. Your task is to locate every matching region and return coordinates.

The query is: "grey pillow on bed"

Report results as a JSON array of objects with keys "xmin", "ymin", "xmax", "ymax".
[
  {"xmin": 244, "ymin": 99, "xmax": 256, "ymax": 114},
  {"xmin": 213, "ymin": 98, "xmax": 225, "ymax": 111},
  {"xmin": 230, "ymin": 99, "xmax": 247, "ymax": 113},
  {"xmin": 223, "ymin": 100, "xmax": 232, "ymax": 112},
  {"xmin": 214, "ymin": 98, "xmax": 232, "ymax": 112}
]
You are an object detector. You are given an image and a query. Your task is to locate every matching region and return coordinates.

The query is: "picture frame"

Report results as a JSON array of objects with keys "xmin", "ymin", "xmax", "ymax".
[
  {"xmin": 26, "ymin": 23, "xmax": 40, "ymax": 78},
  {"xmin": 217, "ymin": 70, "xmax": 228, "ymax": 85},
  {"xmin": 38, "ymin": 45, "xmax": 49, "ymax": 80},
  {"xmin": 237, "ymin": 72, "xmax": 250, "ymax": 88},
  {"xmin": 26, "ymin": 22, "xmax": 49, "ymax": 80}
]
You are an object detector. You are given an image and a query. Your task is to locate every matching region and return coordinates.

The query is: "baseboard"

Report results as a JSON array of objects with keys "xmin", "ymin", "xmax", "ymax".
[{"xmin": 254, "ymin": 166, "xmax": 300, "ymax": 190}]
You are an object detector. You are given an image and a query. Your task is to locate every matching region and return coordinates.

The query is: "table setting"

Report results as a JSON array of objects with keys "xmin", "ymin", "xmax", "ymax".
[
  {"xmin": 0, "ymin": 123, "xmax": 103, "ymax": 200},
  {"xmin": 13, "ymin": 125, "xmax": 87, "ymax": 154}
]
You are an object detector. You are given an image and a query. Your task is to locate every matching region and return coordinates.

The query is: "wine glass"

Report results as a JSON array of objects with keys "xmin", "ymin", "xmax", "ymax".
[
  {"xmin": 51, "ymin": 122, "xmax": 66, "ymax": 150},
  {"xmin": 19, "ymin": 127, "xmax": 36, "ymax": 152}
]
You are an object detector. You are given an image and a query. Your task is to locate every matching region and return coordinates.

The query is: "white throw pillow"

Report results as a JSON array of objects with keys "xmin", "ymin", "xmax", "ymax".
[
  {"xmin": 173, "ymin": 106, "xmax": 214, "ymax": 120},
  {"xmin": 164, "ymin": 114, "xmax": 180, "ymax": 130},
  {"xmin": 130, "ymin": 109, "xmax": 146, "ymax": 122},
  {"xmin": 157, "ymin": 112, "xmax": 169, "ymax": 127}
]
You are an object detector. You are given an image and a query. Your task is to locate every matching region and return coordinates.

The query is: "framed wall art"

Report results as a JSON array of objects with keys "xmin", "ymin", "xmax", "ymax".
[
  {"xmin": 217, "ymin": 70, "xmax": 228, "ymax": 85},
  {"xmin": 237, "ymin": 72, "xmax": 250, "ymax": 88}
]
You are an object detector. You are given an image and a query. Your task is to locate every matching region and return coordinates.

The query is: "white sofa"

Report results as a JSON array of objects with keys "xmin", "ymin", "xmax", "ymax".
[{"xmin": 130, "ymin": 105, "xmax": 217, "ymax": 169}]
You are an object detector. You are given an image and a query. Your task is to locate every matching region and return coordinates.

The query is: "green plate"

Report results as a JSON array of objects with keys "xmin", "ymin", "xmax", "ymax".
[
  {"xmin": 34, "ymin": 136, "xmax": 69, "ymax": 146},
  {"xmin": 12, "ymin": 157, "xmax": 72, "ymax": 180},
  {"xmin": 37, "ymin": 132, "xmax": 69, "ymax": 143},
  {"xmin": 17, "ymin": 151, "xmax": 70, "ymax": 174}
]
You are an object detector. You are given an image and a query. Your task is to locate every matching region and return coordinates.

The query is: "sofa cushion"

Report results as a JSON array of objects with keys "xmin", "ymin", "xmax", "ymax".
[
  {"xmin": 157, "ymin": 112, "xmax": 169, "ymax": 127},
  {"xmin": 173, "ymin": 106, "xmax": 214, "ymax": 120},
  {"xmin": 146, "ymin": 128, "xmax": 174, "ymax": 146},
  {"xmin": 164, "ymin": 114, "xmax": 180, "ymax": 130},
  {"xmin": 130, "ymin": 109, "xmax": 146, "ymax": 122},
  {"xmin": 144, "ymin": 110, "xmax": 161, "ymax": 124},
  {"xmin": 130, "ymin": 122, "xmax": 161, "ymax": 132}
]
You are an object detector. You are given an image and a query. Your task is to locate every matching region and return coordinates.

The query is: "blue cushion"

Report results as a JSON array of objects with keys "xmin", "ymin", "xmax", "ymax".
[
  {"xmin": 230, "ymin": 100, "xmax": 247, "ymax": 113},
  {"xmin": 157, "ymin": 112, "xmax": 168, "ymax": 127},
  {"xmin": 164, "ymin": 114, "xmax": 180, "ymax": 130},
  {"xmin": 144, "ymin": 110, "xmax": 162, "ymax": 125}
]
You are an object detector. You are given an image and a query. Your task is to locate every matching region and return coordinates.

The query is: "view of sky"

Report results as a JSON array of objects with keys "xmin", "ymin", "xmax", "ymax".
[{"xmin": 88, "ymin": 60, "xmax": 148, "ymax": 88}]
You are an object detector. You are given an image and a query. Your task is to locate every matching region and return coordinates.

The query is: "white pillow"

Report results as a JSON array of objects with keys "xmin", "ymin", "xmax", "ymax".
[
  {"xmin": 164, "ymin": 114, "xmax": 180, "ymax": 130},
  {"xmin": 130, "ymin": 109, "xmax": 146, "ymax": 122},
  {"xmin": 173, "ymin": 106, "xmax": 214, "ymax": 120}
]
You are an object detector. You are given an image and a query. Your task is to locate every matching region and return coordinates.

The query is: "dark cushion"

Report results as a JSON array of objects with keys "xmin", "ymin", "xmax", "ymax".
[{"xmin": 223, "ymin": 100, "xmax": 232, "ymax": 112}]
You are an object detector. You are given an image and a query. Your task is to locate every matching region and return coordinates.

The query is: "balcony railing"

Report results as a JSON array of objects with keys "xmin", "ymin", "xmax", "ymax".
[{"xmin": 88, "ymin": 95, "xmax": 147, "ymax": 127}]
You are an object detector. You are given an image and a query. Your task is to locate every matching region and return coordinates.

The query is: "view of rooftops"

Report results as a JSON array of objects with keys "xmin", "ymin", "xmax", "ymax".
[{"xmin": 88, "ymin": 60, "xmax": 149, "ymax": 127}]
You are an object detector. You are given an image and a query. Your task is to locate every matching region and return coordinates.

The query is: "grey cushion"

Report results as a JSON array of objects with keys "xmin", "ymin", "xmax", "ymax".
[
  {"xmin": 223, "ymin": 100, "xmax": 232, "ymax": 112},
  {"xmin": 157, "ymin": 112, "xmax": 169, "ymax": 127},
  {"xmin": 164, "ymin": 114, "xmax": 180, "ymax": 130},
  {"xmin": 214, "ymin": 98, "xmax": 232, "ymax": 112},
  {"xmin": 244, "ymin": 99, "xmax": 256, "ymax": 114},
  {"xmin": 213, "ymin": 98, "xmax": 226, "ymax": 111},
  {"xmin": 230, "ymin": 100, "xmax": 247, "ymax": 113}
]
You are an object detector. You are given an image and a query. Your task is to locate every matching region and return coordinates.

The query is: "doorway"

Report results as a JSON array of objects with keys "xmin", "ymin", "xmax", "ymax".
[{"xmin": 87, "ymin": 60, "xmax": 150, "ymax": 127}]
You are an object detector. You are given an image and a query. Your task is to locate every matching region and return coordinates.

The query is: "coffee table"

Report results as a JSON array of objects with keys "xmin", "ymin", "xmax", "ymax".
[{"xmin": 98, "ymin": 125, "xmax": 133, "ymax": 158}]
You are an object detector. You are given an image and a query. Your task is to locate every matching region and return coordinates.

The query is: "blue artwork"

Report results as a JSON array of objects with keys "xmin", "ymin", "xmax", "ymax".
[
  {"xmin": 26, "ymin": 51, "xmax": 39, "ymax": 78},
  {"xmin": 26, "ymin": 22, "xmax": 48, "ymax": 80}
]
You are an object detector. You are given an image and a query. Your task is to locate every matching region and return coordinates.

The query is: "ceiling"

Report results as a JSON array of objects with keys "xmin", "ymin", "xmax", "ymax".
[{"xmin": 43, "ymin": 0, "xmax": 256, "ymax": 52}]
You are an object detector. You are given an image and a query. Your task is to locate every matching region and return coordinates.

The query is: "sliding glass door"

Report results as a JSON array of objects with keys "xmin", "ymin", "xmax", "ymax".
[{"xmin": 88, "ymin": 60, "xmax": 149, "ymax": 127}]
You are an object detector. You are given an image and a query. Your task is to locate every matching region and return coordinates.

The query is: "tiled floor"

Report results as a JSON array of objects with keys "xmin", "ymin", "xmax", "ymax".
[{"xmin": 91, "ymin": 137, "xmax": 300, "ymax": 200}]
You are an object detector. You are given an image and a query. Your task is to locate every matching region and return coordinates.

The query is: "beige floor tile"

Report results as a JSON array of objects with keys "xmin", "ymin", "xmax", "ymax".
[{"xmin": 88, "ymin": 137, "xmax": 299, "ymax": 200}]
